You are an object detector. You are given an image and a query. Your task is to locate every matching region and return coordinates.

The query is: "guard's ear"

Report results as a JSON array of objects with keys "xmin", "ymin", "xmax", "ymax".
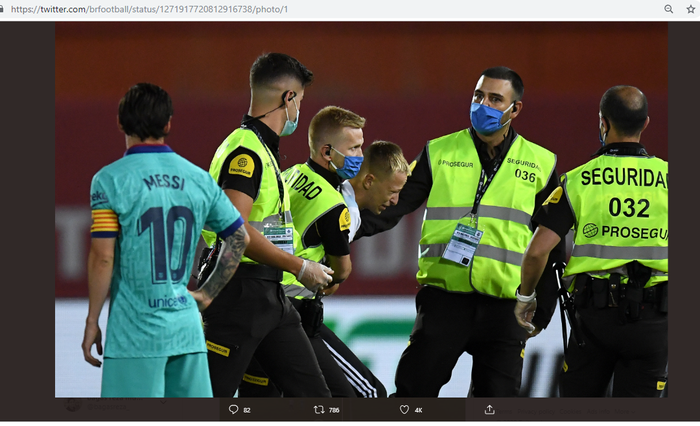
[
  {"xmin": 363, "ymin": 173, "xmax": 375, "ymax": 189},
  {"xmin": 511, "ymin": 100, "xmax": 523, "ymax": 117},
  {"xmin": 282, "ymin": 90, "xmax": 297, "ymax": 104},
  {"xmin": 322, "ymin": 145, "xmax": 332, "ymax": 161}
]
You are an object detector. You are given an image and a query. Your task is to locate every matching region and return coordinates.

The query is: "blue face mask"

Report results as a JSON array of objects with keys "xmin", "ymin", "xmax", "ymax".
[
  {"xmin": 470, "ymin": 102, "xmax": 514, "ymax": 136},
  {"xmin": 279, "ymin": 98, "xmax": 299, "ymax": 137},
  {"xmin": 330, "ymin": 146, "xmax": 363, "ymax": 180}
]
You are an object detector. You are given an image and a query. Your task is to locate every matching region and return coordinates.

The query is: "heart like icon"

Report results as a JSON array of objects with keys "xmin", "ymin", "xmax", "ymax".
[
  {"xmin": 399, "ymin": 405, "xmax": 409, "ymax": 415},
  {"xmin": 228, "ymin": 404, "xmax": 239, "ymax": 415}
]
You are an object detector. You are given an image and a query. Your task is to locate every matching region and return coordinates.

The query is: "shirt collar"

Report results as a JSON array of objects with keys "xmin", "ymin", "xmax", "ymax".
[
  {"xmin": 592, "ymin": 142, "xmax": 649, "ymax": 158},
  {"xmin": 241, "ymin": 114, "xmax": 280, "ymax": 154},
  {"xmin": 469, "ymin": 126, "xmax": 518, "ymax": 160},
  {"xmin": 307, "ymin": 158, "xmax": 342, "ymax": 189},
  {"xmin": 124, "ymin": 144, "xmax": 173, "ymax": 156}
]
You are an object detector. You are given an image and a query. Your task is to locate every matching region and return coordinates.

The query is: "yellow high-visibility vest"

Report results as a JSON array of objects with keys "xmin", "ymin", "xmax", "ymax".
[
  {"xmin": 279, "ymin": 162, "xmax": 349, "ymax": 299},
  {"xmin": 202, "ymin": 127, "xmax": 297, "ymax": 265},
  {"xmin": 563, "ymin": 152, "xmax": 668, "ymax": 287},
  {"xmin": 418, "ymin": 129, "xmax": 556, "ymax": 298}
]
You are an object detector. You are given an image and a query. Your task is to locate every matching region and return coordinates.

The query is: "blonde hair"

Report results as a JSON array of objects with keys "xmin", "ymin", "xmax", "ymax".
[
  {"xmin": 308, "ymin": 106, "xmax": 366, "ymax": 155},
  {"xmin": 361, "ymin": 140, "xmax": 410, "ymax": 179}
]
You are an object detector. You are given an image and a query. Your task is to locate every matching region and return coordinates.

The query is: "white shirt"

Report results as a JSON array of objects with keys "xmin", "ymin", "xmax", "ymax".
[{"xmin": 341, "ymin": 180, "xmax": 361, "ymax": 243}]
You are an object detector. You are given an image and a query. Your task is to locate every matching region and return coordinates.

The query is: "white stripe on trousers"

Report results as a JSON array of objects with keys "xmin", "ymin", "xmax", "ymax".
[{"xmin": 323, "ymin": 339, "xmax": 378, "ymax": 398}]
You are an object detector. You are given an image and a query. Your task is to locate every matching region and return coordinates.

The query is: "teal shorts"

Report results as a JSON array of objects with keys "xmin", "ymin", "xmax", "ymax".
[{"xmin": 101, "ymin": 352, "xmax": 213, "ymax": 397}]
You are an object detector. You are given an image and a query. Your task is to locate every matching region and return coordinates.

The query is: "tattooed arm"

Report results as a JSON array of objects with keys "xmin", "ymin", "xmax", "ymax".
[{"xmin": 190, "ymin": 225, "xmax": 249, "ymax": 311}]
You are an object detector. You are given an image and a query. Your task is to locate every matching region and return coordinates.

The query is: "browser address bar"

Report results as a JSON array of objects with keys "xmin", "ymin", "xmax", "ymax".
[{"xmin": 0, "ymin": 0, "xmax": 698, "ymax": 21}]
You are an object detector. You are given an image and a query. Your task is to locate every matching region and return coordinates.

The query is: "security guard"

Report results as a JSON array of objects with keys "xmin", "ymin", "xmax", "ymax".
[
  {"xmin": 238, "ymin": 106, "xmax": 389, "ymax": 398},
  {"xmin": 515, "ymin": 85, "xmax": 668, "ymax": 397},
  {"xmin": 357, "ymin": 66, "xmax": 564, "ymax": 397},
  {"xmin": 199, "ymin": 53, "xmax": 334, "ymax": 397}
]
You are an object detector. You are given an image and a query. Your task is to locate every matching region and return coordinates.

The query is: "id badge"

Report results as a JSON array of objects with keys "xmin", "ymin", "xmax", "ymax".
[
  {"xmin": 442, "ymin": 223, "xmax": 483, "ymax": 267},
  {"xmin": 264, "ymin": 221, "xmax": 295, "ymax": 255}
]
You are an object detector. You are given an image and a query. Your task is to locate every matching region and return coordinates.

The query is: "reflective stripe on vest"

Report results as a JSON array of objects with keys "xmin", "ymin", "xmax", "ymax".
[
  {"xmin": 249, "ymin": 211, "xmax": 294, "ymax": 233},
  {"xmin": 419, "ymin": 243, "xmax": 524, "ymax": 266},
  {"xmin": 572, "ymin": 244, "xmax": 668, "ymax": 261},
  {"xmin": 280, "ymin": 163, "xmax": 347, "ymax": 299},
  {"xmin": 418, "ymin": 129, "xmax": 556, "ymax": 298},
  {"xmin": 279, "ymin": 282, "xmax": 316, "ymax": 299},
  {"xmin": 425, "ymin": 205, "xmax": 532, "ymax": 226},
  {"xmin": 563, "ymin": 153, "xmax": 668, "ymax": 287},
  {"xmin": 201, "ymin": 127, "xmax": 295, "ymax": 265}
]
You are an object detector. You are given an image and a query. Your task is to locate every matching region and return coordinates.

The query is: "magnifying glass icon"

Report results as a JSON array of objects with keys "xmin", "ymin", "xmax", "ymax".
[{"xmin": 664, "ymin": 4, "xmax": 673, "ymax": 13}]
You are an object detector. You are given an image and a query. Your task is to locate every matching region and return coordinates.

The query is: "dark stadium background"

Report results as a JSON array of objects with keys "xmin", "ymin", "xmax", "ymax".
[{"xmin": 55, "ymin": 22, "xmax": 667, "ymax": 298}]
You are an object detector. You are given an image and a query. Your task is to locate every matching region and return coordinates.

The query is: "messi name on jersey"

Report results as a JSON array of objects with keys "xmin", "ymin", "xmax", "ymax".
[{"xmin": 143, "ymin": 174, "xmax": 186, "ymax": 191}]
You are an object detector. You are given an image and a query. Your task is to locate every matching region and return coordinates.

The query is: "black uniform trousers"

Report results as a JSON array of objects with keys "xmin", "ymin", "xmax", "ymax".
[
  {"xmin": 238, "ymin": 297, "xmax": 387, "ymax": 398},
  {"xmin": 202, "ymin": 265, "xmax": 331, "ymax": 397},
  {"xmin": 560, "ymin": 296, "xmax": 668, "ymax": 397},
  {"xmin": 394, "ymin": 286, "xmax": 528, "ymax": 397}
]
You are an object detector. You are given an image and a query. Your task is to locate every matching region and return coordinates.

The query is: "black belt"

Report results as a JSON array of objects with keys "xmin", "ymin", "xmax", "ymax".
[
  {"xmin": 234, "ymin": 262, "xmax": 283, "ymax": 282},
  {"xmin": 577, "ymin": 274, "xmax": 667, "ymax": 310}
]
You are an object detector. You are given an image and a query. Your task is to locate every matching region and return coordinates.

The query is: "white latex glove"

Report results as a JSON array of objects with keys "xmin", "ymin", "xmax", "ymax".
[
  {"xmin": 514, "ymin": 299, "xmax": 537, "ymax": 334},
  {"xmin": 297, "ymin": 259, "xmax": 334, "ymax": 292}
]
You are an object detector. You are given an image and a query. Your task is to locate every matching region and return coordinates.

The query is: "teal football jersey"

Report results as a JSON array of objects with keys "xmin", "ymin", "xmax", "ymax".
[{"xmin": 89, "ymin": 144, "xmax": 243, "ymax": 358}]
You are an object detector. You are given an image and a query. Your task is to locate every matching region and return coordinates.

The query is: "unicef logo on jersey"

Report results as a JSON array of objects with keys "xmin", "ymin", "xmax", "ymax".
[
  {"xmin": 148, "ymin": 295, "xmax": 189, "ymax": 309},
  {"xmin": 583, "ymin": 223, "xmax": 599, "ymax": 238}
]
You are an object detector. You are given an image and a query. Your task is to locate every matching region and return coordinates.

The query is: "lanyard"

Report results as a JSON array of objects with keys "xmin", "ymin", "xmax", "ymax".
[
  {"xmin": 242, "ymin": 124, "xmax": 286, "ymax": 220},
  {"xmin": 470, "ymin": 155, "xmax": 504, "ymax": 216}
]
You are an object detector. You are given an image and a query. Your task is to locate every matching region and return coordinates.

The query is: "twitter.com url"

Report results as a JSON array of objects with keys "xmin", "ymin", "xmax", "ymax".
[{"xmin": 9, "ymin": 4, "xmax": 288, "ymax": 15}]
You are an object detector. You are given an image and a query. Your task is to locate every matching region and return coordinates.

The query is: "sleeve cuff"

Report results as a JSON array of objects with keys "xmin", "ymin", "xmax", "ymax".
[
  {"xmin": 532, "ymin": 308, "xmax": 553, "ymax": 330},
  {"xmin": 91, "ymin": 231, "xmax": 119, "ymax": 238},
  {"xmin": 217, "ymin": 216, "xmax": 245, "ymax": 240}
]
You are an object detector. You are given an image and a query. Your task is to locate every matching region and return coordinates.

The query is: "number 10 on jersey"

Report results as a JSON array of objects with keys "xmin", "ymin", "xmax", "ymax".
[{"xmin": 138, "ymin": 206, "xmax": 195, "ymax": 284}]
